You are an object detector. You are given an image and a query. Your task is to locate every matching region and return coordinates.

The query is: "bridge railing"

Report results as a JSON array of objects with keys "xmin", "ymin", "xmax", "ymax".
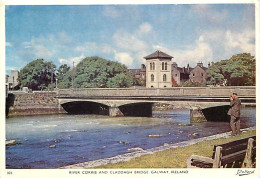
[{"xmin": 57, "ymin": 86, "xmax": 256, "ymax": 97}]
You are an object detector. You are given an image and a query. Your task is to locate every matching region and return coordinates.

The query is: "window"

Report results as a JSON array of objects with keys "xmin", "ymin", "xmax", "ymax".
[
  {"xmin": 163, "ymin": 74, "xmax": 167, "ymax": 81},
  {"xmin": 162, "ymin": 62, "xmax": 164, "ymax": 70},
  {"xmin": 152, "ymin": 62, "xmax": 155, "ymax": 70},
  {"xmin": 150, "ymin": 63, "xmax": 152, "ymax": 70},
  {"xmin": 162, "ymin": 62, "xmax": 167, "ymax": 70},
  {"xmin": 151, "ymin": 74, "xmax": 154, "ymax": 82},
  {"xmin": 201, "ymin": 73, "xmax": 204, "ymax": 77}
]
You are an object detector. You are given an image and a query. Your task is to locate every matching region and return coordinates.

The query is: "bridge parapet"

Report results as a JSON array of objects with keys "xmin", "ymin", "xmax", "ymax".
[{"xmin": 57, "ymin": 86, "xmax": 255, "ymax": 97}]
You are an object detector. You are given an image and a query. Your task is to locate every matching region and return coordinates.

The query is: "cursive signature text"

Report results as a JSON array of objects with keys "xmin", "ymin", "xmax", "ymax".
[{"xmin": 236, "ymin": 170, "xmax": 255, "ymax": 176}]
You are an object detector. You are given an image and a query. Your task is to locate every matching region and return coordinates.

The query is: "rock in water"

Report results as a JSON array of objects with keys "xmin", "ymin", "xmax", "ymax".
[
  {"xmin": 147, "ymin": 134, "xmax": 162, "ymax": 138},
  {"xmin": 6, "ymin": 140, "xmax": 20, "ymax": 146},
  {"xmin": 49, "ymin": 145, "xmax": 56, "ymax": 148},
  {"xmin": 192, "ymin": 133, "xmax": 199, "ymax": 136}
]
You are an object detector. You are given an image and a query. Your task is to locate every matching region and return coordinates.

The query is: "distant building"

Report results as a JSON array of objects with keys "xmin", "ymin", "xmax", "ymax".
[
  {"xmin": 8, "ymin": 70, "xmax": 19, "ymax": 90},
  {"xmin": 189, "ymin": 62, "xmax": 208, "ymax": 84},
  {"xmin": 6, "ymin": 75, "xmax": 9, "ymax": 83},
  {"xmin": 144, "ymin": 50, "xmax": 173, "ymax": 88},
  {"xmin": 128, "ymin": 51, "xmax": 209, "ymax": 87},
  {"xmin": 172, "ymin": 63, "xmax": 193, "ymax": 85},
  {"xmin": 127, "ymin": 64, "xmax": 146, "ymax": 85}
]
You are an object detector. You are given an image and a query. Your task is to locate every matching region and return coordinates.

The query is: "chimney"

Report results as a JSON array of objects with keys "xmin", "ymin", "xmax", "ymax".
[
  {"xmin": 172, "ymin": 62, "xmax": 177, "ymax": 68},
  {"xmin": 187, "ymin": 64, "xmax": 190, "ymax": 71},
  {"xmin": 197, "ymin": 62, "xmax": 203, "ymax": 67}
]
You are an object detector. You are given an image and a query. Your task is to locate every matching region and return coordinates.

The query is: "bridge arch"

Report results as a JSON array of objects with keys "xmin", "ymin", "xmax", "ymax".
[{"xmin": 61, "ymin": 101, "xmax": 109, "ymax": 115}]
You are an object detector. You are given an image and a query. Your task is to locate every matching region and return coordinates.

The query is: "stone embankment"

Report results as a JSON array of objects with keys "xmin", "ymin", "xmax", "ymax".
[
  {"xmin": 6, "ymin": 91, "xmax": 65, "ymax": 117},
  {"xmin": 60, "ymin": 127, "xmax": 255, "ymax": 169}
]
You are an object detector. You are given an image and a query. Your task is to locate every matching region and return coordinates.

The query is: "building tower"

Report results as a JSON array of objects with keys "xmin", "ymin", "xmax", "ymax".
[{"xmin": 144, "ymin": 50, "xmax": 173, "ymax": 88}]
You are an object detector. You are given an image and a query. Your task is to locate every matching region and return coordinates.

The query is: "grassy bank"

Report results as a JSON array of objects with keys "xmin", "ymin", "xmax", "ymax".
[{"xmin": 96, "ymin": 130, "xmax": 256, "ymax": 168}]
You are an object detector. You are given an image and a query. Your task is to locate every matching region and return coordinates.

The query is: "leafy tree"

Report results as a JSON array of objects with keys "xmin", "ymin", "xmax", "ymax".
[
  {"xmin": 18, "ymin": 59, "xmax": 56, "ymax": 90},
  {"xmin": 59, "ymin": 56, "xmax": 135, "ymax": 88},
  {"xmin": 207, "ymin": 53, "xmax": 255, "ymax": 86},
  {"xmin": 107, "ymin": 73, "xmax": 134, "ymax": 88}
]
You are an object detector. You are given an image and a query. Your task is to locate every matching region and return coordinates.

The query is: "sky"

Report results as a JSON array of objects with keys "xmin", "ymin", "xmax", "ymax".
[{"xmin": 5, "ymin": 4, "xmax": 255, "ymax": 74}]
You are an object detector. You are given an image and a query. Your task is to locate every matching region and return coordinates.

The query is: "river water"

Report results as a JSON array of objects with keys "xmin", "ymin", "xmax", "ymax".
[{"xmin": 6, "ymin": 107, "xmax": 255, "ymax": 169}]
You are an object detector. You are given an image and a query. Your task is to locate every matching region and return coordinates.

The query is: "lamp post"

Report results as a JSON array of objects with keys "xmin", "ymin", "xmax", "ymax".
[
  {"xmin": 72, "ymin": 61, "xmax": 74, "ymax": 89},
  {"xmin": 51, "ymin": 63, "xmax": 53, "ymax": 91},
  {"xmin": 56, "ymin": 78, "xmax": 58, "ymax": 89}
]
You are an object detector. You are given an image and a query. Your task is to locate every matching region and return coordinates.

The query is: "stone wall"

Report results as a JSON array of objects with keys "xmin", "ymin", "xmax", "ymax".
[
  {"xmin": 58, "ymin": 86, "xmax": 256, "ymax": 97},
  {"xmin": 6, "ymin": 91, "xmax": 65, "ymax": 117}
]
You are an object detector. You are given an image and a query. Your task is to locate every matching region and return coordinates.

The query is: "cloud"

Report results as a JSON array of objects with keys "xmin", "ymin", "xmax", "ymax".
[
  {"xmin": 76, "ymin": 42, "xmax": 114, "ymax": 55},
  {"xmin": 153, "ymin": 24, "xmax": 255, "ymax": 68},
  {"xmin": 137, "ymin": 22, "xmax": 152, "ymax": 35},
  {"xmin": 16, "ymin": 31, "xmax": 78, "ymax": 63},
  {"xmin": 58, "ymin": 54, "xmax": 85, "ymax": 66},
  {"xmin": 19, "ymin": 40, "xmax": 53, "ymax": 59},
  {"xmin": 6, "ymin": 42, "xmax": 12, "ymax": 47},
  {"xmin": 153, "ymin": 35, "xmax": 213, "ymax": 67},
  {"xmin": 225, "ymin": 29, "xmax": 255, "ymax": 55},
  {"xmin": 114, "ymin": 52, "xmax": 133, "ymax": 67},
  {"xmin": 113, "ymin": 30, "xmax": 148, "ymax": 52}
]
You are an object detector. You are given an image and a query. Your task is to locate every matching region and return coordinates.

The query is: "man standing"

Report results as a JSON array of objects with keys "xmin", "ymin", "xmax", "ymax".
[{"xmin": 228, "ymin": 93, "xmax": 242, "ymax": 136}]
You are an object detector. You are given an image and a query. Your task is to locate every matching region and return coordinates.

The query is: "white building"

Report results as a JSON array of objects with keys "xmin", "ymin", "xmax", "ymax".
[
  {"xmin": 144, "ymin": 50, "xmax": 173, "ymax": 88},
  {"xmin": 8, "ymin": 70, "xmax": 19, "ymax": 90}
]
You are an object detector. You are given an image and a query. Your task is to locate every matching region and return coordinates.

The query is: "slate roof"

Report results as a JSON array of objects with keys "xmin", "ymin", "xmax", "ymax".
[
  {"xmin": 177, "ymin": 67, "xmax": 194, "ymax": 74},
  {"xmin": 144, "ymin": 50, "xmax": 173, "ymax": 59},
  {"xmin": 190, "ymin": 65, "xmax": 208, "ymax": 72},
  {"xmin": 127, "ymin": 69, "xmax": 141, "ymax": 75}
]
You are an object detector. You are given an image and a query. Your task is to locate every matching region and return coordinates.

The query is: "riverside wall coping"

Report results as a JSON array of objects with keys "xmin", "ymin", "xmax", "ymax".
[{"xmin": 60, "ymin": 126, "xmax": 256, "ymax": 169}]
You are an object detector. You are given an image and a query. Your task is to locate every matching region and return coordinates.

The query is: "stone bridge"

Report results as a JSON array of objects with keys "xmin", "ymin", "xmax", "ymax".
[{"xmin": 56, "ymin": 86, "xmax": 255, "ymax": 122}]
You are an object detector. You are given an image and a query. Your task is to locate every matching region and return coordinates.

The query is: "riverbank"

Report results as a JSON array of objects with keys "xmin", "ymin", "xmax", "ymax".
[{"xmin": 60, "ymin": 127, "xmax": 255, "ymax": 169}]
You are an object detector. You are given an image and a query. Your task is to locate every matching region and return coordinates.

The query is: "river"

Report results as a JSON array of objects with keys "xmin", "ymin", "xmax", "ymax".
[{"xmin": 6, "ymin": 107, "xmax": 255, "ymax": 169}]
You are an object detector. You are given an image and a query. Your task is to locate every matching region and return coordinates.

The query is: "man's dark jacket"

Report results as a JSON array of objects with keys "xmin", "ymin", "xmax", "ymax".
[{"xmin": 228, "ymin": 97, "xmax": 241, "ymax": 118}]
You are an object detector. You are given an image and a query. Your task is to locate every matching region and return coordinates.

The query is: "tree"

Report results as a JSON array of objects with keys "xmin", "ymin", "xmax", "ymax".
[
  {"xmin": 18, "ymin": 59, "xmax": 56, "ymax": 90},
  {"xmin": 59, "ymin": 56, "xmax": 135, "ymax": 88},
  {"xmin": 207, "ymin": 53, "xmax": 255, "ymax": 86},
  {"xmin": 56, "ymin": 64, "xmax": 70, "ymax": 81},
  {"xmin": 107, "ymin": 73, "xmax": 134, "ymax": 88}
]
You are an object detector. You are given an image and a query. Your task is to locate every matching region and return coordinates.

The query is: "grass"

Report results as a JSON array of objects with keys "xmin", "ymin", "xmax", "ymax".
[{"xmin": 95, "ymin": 130, "xmax": 256, "ymax": 168}]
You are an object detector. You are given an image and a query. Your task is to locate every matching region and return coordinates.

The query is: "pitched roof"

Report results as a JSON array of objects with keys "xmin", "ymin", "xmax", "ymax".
[
  {"xmin": 144, "ymin": 50, "xmax": 173, "ymax": 59},
  {"xmin": 177, "ymin": 67, "xmax": 194, "ymax": 74},
  {"xmin": 190, "ymin": 65, "xmax": 208, "ymax": 73},
  {"xmin": 127, "ymin": 69, "xmax": 141, "ymax": 75}
]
